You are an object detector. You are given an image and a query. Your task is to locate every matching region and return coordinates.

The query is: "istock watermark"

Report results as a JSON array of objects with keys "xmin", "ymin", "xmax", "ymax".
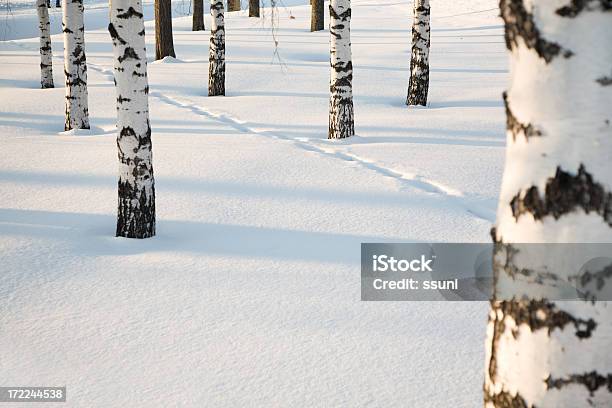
[{"xmin": 361, "ymin": 243, "xmax": 612, "ymax": 301}]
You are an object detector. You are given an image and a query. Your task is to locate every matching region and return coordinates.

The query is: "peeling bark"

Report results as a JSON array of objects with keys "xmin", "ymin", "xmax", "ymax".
[
  {"xmin": 109, "ymin": 0, "xmax": 156, "ymax": 238},
  {"xmin": 193, "ymin": 0, "xmax": 205, "ymax": 31},
  {"xmin": 500, "ymin": 0, "xmax": 573, "ymax": 63},
  {"xmin": 328, "ymin": 0, "xmax": 354, "ymax": 139},
  {"xmin": 208, "ymin": 0, "xmax": 225, "ymax": 96},
  {"xmin": 547, "ymin": 372, "xmax": 612, "ymax": 394},
  {"xmin": 311, "ymin": 0, "xmax": 324, "ymax": 32},
  {"xmin": 509, "ymin": 165, "xmax": 612, "ymax": 227},
  {"xmin": 556, "ymin": 0, "xmax": 612, "ymax": 17},
  {"xmin": 36, "ymin": 0, "xmax": 54, "ymax": 88},
  {"xmin": 406, "ymin": 0, "xmax": 430, "ymax": 106},
  {"xmin": 155, "ymin": 0, "xmax": 176, "ymax": 60},
  {"xmin": 503, "ymin": 92, "xmax": 542, "ymax": 141},
  {"xmin": 62, "ymin": 0, "xmax": 90, "ymax": 130}
]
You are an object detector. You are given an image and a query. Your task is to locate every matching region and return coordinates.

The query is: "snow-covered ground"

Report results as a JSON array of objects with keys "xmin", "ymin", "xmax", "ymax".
[{"xmin": 0, "ymin": 0, "xmax": 506, "ymax": 406}]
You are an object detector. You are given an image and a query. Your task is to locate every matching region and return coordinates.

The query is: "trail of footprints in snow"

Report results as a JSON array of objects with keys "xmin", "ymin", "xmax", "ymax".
[
  {"xmin": 11, "ymin": 38, "xmax": 494, "ymax": 223},
  {"xmin": 147, "ymin": 91, "xmax": 495, "ymax": 223}
]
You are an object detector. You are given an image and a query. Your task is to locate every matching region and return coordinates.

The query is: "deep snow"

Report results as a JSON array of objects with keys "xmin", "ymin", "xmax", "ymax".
[{"xmin": 0, "ymin": 0, "xmax": 506, "ymax": 406}]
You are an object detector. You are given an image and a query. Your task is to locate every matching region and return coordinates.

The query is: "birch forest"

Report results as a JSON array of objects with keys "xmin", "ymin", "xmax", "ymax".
[{"xmin": 1, "ymin": 0, "xmax": 611, "ymax": 406}]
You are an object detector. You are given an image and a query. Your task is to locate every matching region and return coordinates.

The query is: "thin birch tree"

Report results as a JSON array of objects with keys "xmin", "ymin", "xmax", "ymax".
[
  {"xmin": 311, "ymin": 0, "xmax": 323, "ymax": 32},
  {"xmin": 108, "ymin": 0, "xmax": 156, "ymax": 238},
  {"xmin": 62, "ymin": 0, "xmax": 90, "ymax": 130},
  {"xmin": 328, "ymin": 0, "xmax": 354, "ymax": 139},
  {"xmin": 193, "ymin": 0, "xmax": 205, "ymax": 31},
  {"xmin": 208, "ymin": 0, "xmax": 225, "ymax": 96},
  {"xmin": 406, "ymin": 0, "xmax": 430, "ymax": 106},
  {"xmin": 485, "ymin": 1, "xmax": 612, "ymax": 406},
  {"xmin": 36, "ymin": 0, "xmax": 54, "ymax": 88},
  {"xmin": 155, "ymin": 0, "xmax": 176, "ymax": 59}
]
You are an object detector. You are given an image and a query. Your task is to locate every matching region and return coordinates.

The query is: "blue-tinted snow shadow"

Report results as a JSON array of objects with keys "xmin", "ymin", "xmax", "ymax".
[
  {"xmin": 0, "ymin": 169, "xmax": 482, "ymax": 213},
  {"xmin": 0, "ymin": 208, "xmax": 404, "ymax": 264}
]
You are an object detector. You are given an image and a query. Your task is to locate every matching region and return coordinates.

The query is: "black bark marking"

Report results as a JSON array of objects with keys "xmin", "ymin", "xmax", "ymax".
[
  {"xmin": 483, "ymin": 388, "xmax": 530, "ymax": 408},
  {"xmin": 596, "ymin": 75, "xmax": 612, "ymax": 86},
  {"xmin": 118, "ymin": 47, "xmax": 140, "ymax": 63},
  {"xmin": 108, "ymin": 23, "xmax": 127, "ymax": 45},
  {"xmin": 510, "ymin": 165, "xmax": 612, "ymax": 226},
  {"xmin": 329, "ymin": 5, "xmax": 351, "ymax": 23},
  {"xmin": 500, "ymin": 0, "xmax": 573, "ymax": 63},
  {"xmin": 504, "ymin": 92, "xmax": 542, "ymax": 141},
  {"xmin": 487, "ymin": 299, "xmax": 597, "ymax": 390},
  {"xmin": 495, "ymin": 300, "xmax": 597, "ymax": 339},
  {"xmin": 556, "ymin": 0, "xmax": 612, "ymax": 17},
  {"xmin": 493, "ymin": 243, "xmax": 561, "ymax": 286},
  {"xmin": 579, "ymin": 262, "xmax": 612, "ymax": 291},
  {"xmin": 546, "ymin": 372, "xmax": 612, "ymax": 395},
  {"xmin": 117, "ymin": 6, "xmax": 143, "ymax": 19},
  {"xmin": 117, "ymin": 179, "xmax": 156, "ymax": 238}
]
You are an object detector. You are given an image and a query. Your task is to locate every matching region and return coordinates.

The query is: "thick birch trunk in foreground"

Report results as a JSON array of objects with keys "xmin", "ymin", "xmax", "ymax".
[
  {"xmin": 310, "ymin": 0, "xmax": 323, "ymax": 32},
  {"xmin": 109, "ymin": 0, "xmax": 156, "ymax": 238},
  {"xmin": 208, "ymin": 0, "xmax": 225, "ymax": 96},
  {"xmin": 154, "ymin": 0, "xmax": 176, "ymax": 59},
  {"xmin": 36, "ymin": 0, "xmax": 54, "ymax": 88},
  {"xmin": 62, "ymin": 0, "xmax": 89, "ymax": 130},
  {"xmin": 227, "ymin": 0, "xmax": 240, "ymax": 12},
  {"xmin": 406, "ymin": 0, "xmax": 429, "ymax": 106},
  {"xmin": 249, "ymin": 0, "xmax": 259, "ymax": 17},
  {"xmin": 485, "ymin": 1, "xmax": 612, "ymax": 406},
  {"xmin": 193, "ymin": 0, "xmax": 205, "ymax": 30},
  {"xmin": 328, "ymin": 0, "xmax": 354, "ymax": 139}
]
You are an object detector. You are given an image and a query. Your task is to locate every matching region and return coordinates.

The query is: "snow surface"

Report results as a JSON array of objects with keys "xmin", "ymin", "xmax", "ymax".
[{"xmin": 0, "ymin": 0, "xmax": 506, "ymax": 406}]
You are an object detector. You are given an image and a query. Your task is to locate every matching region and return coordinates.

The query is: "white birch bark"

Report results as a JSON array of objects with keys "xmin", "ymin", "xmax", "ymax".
[
  {"xmin": 62, "ymin": 0, "xmax": 89, "ymax": 130},
  {"xmin": 208, "ymin": 0, "xmax": 225, "ymax": 96},
  {"xmin": 328, "ymin": 0, "xmax": 354, "ymax": 139},
  {"xmin": 109, "ymin": 0, "xmax": 156, "ymax": 238},
  {"xmin": 485, "ymin": 1, "xmax": 612, "ymax": 406},
  {"xmin": 36, "ymin": 0, "xmax": 54, "ymax": 88},
  {"xmin": 406, "ymin": 0, "xmax": 429, "ymax": 106}
]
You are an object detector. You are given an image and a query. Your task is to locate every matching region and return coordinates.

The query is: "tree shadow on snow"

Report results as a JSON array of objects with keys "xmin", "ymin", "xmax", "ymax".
[{"xmin": 0, "ymin": 208, "xmax": 402, "ymax": 264}]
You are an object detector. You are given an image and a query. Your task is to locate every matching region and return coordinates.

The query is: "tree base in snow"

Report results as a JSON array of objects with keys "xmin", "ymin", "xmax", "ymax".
[{"xmin": 116, "ymin": 181, "xmax": 156, "ymax": 239}]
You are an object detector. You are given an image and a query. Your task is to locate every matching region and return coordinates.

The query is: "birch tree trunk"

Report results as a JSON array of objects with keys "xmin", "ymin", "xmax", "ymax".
[
  {"xmin": 485, "ymin": 1, "xmax": 612, "ymax": 406},
  {"xmin": 406, "ymin": 0, "xmax": 429, "ymax": 106},
  {"xmin": 208, "ymin": 0, "xmax": 225, "ymax": 96},
  {"xmin": 155, "ymin": 0, "xmax": 176, "ymax": 59},
  {"xmin": 310, "ymin": 0, "xmax": 323, "ymax": 32},
  {"xmin": 109, "ymin": 0, "xmax": 156, "ymax": 239},
  {"xmin": 328, "ymin": 0, "xmax": 354, "ymax": 139},
  {"xmin": 227, "ymin": 0, "xmax": 240, "ymax": 12},
  {"xmin": 248, "ymin": 0, "xmax": 259, "ymax": 17},
  {"xmin": 62, "ymin": 0, "xmax": 90, "ymax": 130},
  {"xmin": 193, "ymin": 0, "xmax": 205, "ymax": 31},
  {"xmin": 36, "ymin": 0, "xmax": 54, "ymax": 88}
]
